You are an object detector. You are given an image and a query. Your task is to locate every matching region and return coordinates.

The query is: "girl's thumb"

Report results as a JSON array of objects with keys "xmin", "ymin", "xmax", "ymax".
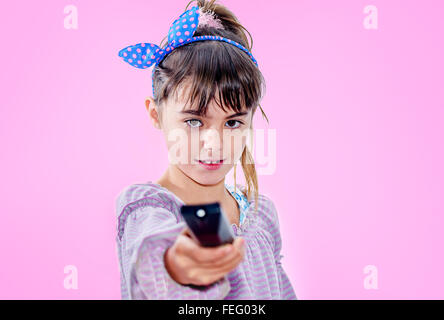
[
  {"xmin": 235, "ymin": 237, "xmax": 245, "ymax": 248},
  {"xmin": 181, "ymin": 227, "xmax": 193, "ymax": 238}
]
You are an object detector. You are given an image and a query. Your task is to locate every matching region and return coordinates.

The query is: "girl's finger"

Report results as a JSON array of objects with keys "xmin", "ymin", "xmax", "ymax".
[
  {"xmin": 189, "ymin": 264, "xmax": 237, "ymax": 286},
  {"xmin": 196, "ymin": 238, "xmax": 245, "ymax": 267},
  {"xmin": 203, "ymin": 251, "xmax": 244, "ymax": 275},
  {"xmin": 195, "ymin": 245, "xmax": 239, "ymax": 267},
  {"xmin": 180, "ymin": 227, "xmax": 193, "ymax": 238},
  {"xmin": 195, "ymin": 237, "xmax": 245, "ymax": 265},
  {"xmin": 181, "ymin": 238, "xmax": 232, "ymax": 263}
]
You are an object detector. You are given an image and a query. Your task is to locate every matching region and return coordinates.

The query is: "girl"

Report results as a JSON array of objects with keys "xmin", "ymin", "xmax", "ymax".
[{"xmin": 116, "ymin": 0, "xmax": 297, "ymax": 299}]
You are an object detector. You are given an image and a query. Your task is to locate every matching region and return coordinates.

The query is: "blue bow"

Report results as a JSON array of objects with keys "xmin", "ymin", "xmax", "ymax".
[
  {"xmin": 118, "ymin": 5, "xmax": 258, "ymax": 70},
  {"xmin": 118, "ymin": 6, "xmax": 201, "ymax": 69},
  {"xmin": 118, "ymin": 5, "xmax": 259, "ymax": 99}
]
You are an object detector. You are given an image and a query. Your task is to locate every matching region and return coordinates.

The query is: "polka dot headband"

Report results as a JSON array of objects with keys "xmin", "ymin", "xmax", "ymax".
[{"xmin": 118, "ymin": 5, "xmax": 259, "ymax": 98}]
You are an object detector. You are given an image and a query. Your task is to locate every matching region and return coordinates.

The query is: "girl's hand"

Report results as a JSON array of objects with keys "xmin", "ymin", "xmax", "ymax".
[{"xmin": 164, "ymin": 227, "xmax": 245, "ymax": 286}]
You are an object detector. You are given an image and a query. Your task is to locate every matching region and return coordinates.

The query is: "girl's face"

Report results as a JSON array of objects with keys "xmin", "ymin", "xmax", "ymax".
[{"xmin": 147, "ymin": 89, "xmax": 253, "ymax": 185}]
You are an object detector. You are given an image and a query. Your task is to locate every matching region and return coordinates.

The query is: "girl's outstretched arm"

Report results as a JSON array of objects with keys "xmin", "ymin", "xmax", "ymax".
[{"xmin": 116, "ymin": 185, "xmax": 230, "ymax": 299}]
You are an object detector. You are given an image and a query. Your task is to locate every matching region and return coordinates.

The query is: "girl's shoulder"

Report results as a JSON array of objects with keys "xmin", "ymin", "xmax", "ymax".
[
  {"xmin": 115, "ymin": 181, "xmax": 181, "ymax": 218},
  {"xmin": 234, "ymin": 184, "xmax": 277, "ymax": 213},
  {"xmin": 230, "ymin": 183, "xmax": 281, "ymax": 226}
]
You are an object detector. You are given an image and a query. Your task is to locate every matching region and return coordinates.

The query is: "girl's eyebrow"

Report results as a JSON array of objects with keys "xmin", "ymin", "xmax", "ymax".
[{"xmin": 179, "ymin": 110, "xmax": 248, "ymax": 119}]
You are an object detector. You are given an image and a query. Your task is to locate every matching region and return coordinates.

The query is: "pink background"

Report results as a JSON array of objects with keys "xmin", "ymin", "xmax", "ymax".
[{"xmin": 1, "ymin": 0, "xmax": 443, "ymax": 299}]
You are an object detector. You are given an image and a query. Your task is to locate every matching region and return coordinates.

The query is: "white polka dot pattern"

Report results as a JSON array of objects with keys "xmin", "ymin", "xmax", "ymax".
[{"xmin": 117, "ymin": 5, "xmax": 258, "ymax": 98}]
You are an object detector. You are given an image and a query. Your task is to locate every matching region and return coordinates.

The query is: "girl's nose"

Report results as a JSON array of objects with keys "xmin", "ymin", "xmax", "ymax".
[{"xmin": 201, "ymin": 128, "xmax": 223, "ymax": 151}]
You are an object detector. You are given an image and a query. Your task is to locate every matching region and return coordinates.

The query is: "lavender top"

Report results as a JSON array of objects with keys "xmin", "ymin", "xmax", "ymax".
[{"xmin": 115, "ymin": 181, "xmax": 297, "ymax": 300}]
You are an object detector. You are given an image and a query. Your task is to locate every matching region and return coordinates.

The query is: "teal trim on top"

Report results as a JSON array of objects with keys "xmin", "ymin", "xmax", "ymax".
[{"xmin": 225, "ymin": 184, "xmax": 250, "ymax": 226}]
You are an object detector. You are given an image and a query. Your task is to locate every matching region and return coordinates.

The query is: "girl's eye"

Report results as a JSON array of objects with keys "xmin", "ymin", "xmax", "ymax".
[
  {"xmin": 185, "ymin": 119, "xmax": 202, "ymax": 128},
  {"xmin": 185, "ymin": 119, "xmax": 244, "ymax": 129},
  {"xmin": 225, "ymin": 120, "xmax": 243, "ymax": 129}
]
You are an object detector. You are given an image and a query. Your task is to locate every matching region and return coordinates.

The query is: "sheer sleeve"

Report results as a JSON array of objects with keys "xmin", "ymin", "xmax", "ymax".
[{"xmin": 116, "ymin": 186, "xmax": 231, "ymax": 299}]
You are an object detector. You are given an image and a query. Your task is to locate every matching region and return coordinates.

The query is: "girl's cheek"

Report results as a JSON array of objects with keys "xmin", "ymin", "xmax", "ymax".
[
  {"xmin": 162, "ymin": 128, "xmax": 195, "ymax": 165},
  {"xmin": 220, "ymin": 141, "xmax": 244, "ymax": 165}
]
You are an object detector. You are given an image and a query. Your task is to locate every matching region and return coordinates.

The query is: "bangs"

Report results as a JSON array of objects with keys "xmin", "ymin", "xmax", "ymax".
[{"xmin": 154, "ymin": 35, "xmax": 265, "ymax": 116}]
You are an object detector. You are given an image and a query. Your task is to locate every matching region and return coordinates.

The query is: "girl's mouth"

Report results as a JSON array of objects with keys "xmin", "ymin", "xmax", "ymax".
[{"xmin": 197, "ymin": 159, "xmax": 225, "ymax": 170}]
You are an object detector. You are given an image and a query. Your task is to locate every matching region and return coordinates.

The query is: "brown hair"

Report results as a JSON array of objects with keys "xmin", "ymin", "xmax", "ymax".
[{"xmin": 153, "ymin": 0, "xmax": 268, "ymax": 213}]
